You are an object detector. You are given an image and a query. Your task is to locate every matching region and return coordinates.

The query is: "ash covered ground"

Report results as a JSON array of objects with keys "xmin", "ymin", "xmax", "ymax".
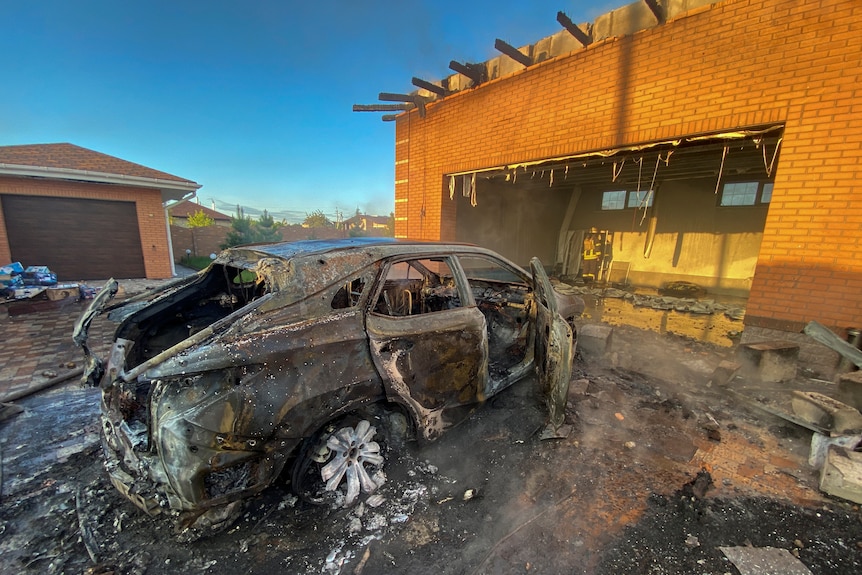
[{"xmin": 1, "ymin": 324, "xmax": 861, "ymax": 575}]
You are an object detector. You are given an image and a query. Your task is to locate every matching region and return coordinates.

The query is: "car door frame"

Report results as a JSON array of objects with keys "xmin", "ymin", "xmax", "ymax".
[
  {"xmin": 530, "ymin": 257, "xmax": 574, "ymax": 430},
  {"xmin": 365, "ymin": 254, "xmax": 489, "ymax": 442}
]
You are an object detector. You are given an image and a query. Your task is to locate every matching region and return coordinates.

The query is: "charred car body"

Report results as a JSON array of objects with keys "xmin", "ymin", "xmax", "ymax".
[{"xmin": 74, "ymin": 238, "xmax": 583, "ymax": 528}]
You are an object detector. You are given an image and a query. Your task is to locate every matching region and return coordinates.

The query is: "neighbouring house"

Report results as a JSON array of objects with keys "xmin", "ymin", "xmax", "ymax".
[
  {"xmin": 342, "ymin": 213, "xmax": 391, "ymax": 234},
  {"xmin": 169, "ymin": 200, "xmax": 232, "ymax": 228},
  {"xmin": 381, "ymin": 0, "xmax": 862, "ymax": 375},
  {"xmin": 0, "ymin": 143, "xmax": 201, "ymax": 280}
]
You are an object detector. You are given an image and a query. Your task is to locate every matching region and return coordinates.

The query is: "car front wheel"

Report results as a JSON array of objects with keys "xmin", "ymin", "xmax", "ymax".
[{"xmin": 291, "ymin": 414, "xmax": 387, "ymax": 506}]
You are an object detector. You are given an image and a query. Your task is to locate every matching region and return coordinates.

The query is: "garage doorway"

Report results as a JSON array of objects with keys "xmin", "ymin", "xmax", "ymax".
[{"xmin": 2, "ymin": 195, "xmax": 146, "ymax": 280}]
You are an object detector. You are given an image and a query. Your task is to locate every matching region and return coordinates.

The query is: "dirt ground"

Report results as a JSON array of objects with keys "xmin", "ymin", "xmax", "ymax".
[{"xmin": 1, "ymin": 310, "xmax": 862, "ymax": 574}]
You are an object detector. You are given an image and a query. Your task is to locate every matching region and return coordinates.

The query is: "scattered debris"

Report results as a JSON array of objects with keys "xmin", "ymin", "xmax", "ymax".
[
  {"xmin": 819, "ymin": 446, "xmax": 862, "ymax": 504},
  {"xmin": 791, "ymin": 391, "xmax": 862, "ymax": 435},
  {"xmin": 838, "ymin": 370, "xmax": 862, "ymax": 411},
  {"xmin": 809, "ymin": 432, "xmax": 862, "ymax": 469},
  {"xmin": 353, "ymin": 546, "xmax": 371, "ymax": 575},
  {"xmin": 578, "ymin": 324, "xmax": 613, "ymax": 356},
  {"xmin": 737, "ymin": 341, "xmax": 799, "ymax": 383},
  {"xmin": 701, "ymin": 413, "xmax": 722, "ymax": 441},
  {"xmin": 659, "ymin": 281, "xmax": 706, "ymax": 299},
  {"xmin": 709, "ymin": 359, "xmax": 741, "ymax": 386},
  {"xmin": 679, "ymin": 468, "xmax": 714, "ymax": 500},
  {"xmin": 720, "ymin": 546, "xmax": 813, "ymax": 575},
  {"xmin": 75, "ymin": 485, "xmax": 99, "ymax": 564},
  {"xmin": 804, "ymin": 321, "xmax": 862, "ymax": 370}
]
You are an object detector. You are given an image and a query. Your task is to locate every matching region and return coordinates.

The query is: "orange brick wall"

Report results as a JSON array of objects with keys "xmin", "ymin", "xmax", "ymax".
[
  {"xmin": 394, "ymin": 0, "xmax": 862, "ymax": 332},
  {"xmin": 0, "ymin": 177, "xmax": 173, "ymax": 279}
]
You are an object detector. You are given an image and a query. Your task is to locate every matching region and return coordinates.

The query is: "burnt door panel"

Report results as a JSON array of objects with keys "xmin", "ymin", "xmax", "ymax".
[{"xmin": 366, "ymin": 257, "xmax": 488, "ymax": 441}]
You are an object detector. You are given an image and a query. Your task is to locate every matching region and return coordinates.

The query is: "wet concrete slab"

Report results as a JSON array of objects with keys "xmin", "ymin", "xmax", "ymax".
[{"xmin": 0, "ymin": 383, "xmax": 101, "ymax": 499}]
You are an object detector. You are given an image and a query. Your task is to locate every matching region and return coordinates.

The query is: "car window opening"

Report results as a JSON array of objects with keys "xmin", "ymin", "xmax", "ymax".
[
  {"xmin": 459, "ymin": 256, "xmax": 532, "ymax": 379},
  {"xmin": 331, "ymin": 277, "xmax": 366, "ymax": 310},
  {"xmin": 373, "ymin": 258, "xmax": 461, "ymax": 316}
]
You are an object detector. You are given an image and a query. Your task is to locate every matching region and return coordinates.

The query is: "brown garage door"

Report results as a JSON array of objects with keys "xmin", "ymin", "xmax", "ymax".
[{"xmin": 2, "ymin": 195, "xmax": 146, "ymax": 281}]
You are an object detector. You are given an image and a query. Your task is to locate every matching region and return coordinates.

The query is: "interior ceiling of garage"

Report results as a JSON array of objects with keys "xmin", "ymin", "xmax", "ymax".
[{"xmin": 458, "ymin": 127, "xmax": 783, "ymax": 193}]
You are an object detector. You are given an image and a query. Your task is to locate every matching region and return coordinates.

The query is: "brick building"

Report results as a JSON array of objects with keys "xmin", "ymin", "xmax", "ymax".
[
  {"xmin": 169, "ymin": 200, "xmax": 232, "ymax": 228},
  {"xmin": 387, "ymin": 0, "xmax": 861, "ymax": 360},
  {"xmin": 0, "ymin": 143, "xmax": 200, "ymax": 280}
]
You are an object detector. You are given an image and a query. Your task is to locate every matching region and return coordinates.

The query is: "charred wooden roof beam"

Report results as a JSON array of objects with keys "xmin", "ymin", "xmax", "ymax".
[
  {"xmin": 378, "ymin": 92, "xmax": 429, "ymax": 118},
  {"xmin": 411, "ymin": 77, "xmax": 448, "ymax": 97},
  {"xmin": 643, "ymin": 0, "xmax": 665, "ymax": 23},
  {"xmin": 448, "ymin": 60, "xmax": 486, "ymax": 85},
  {"xmin": 556, "ymin": 11, "xmax": 592, "ymax": 47},
  {"xmin": 494, "ymin": 39, "xmax": 532, "ymax": 67},
  {"xmin": 352, "ymin": 103, "xmax": 415, "ymax": 112}
]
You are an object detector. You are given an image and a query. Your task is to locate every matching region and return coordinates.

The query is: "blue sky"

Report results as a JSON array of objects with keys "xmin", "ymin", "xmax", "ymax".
[{"xmin": 2, "ymin": 0, "xmax": 611, "ymax": 223}]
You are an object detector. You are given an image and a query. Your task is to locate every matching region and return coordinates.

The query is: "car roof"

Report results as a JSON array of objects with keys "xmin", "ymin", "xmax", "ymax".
[
  {"xmin": 208, "ymin": 237, "xmax": 534, "ymax": 301},
  {"xmin": 221, "ymin": 237, "xmax": 504, "ymax": 262}
]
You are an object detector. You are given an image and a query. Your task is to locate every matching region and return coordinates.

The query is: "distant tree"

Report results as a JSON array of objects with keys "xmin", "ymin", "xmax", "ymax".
[
  {"xmin": 255, "ymin": 210, "xmax": 282, "ymax": 243},
  {"xmin": 221, "ymin": 207, "xmax": 282, "ymax": 248},
  {"xmin": 385, "ymin": 212, "xmax": 395, "ymax": 237},
  {"xmin": 187, "ymin": 209, "xmax": 215, "ymax": 228},
  {"xmin": 221, "ymin": 213, "xmax": 254, "ymax": 248},
  {"xmin": 303, "ymin": 209, "xmax": 334, "ymax": 228}
]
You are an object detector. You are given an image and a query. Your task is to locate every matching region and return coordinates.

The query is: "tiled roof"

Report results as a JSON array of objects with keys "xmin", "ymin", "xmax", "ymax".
[
  {"xmin": 169, "ymin": 200, "xmax": 231, "ymax": 220},
  {"xmin": 0, "ymin": 143, "xmax": 197, "ymax": 184}
]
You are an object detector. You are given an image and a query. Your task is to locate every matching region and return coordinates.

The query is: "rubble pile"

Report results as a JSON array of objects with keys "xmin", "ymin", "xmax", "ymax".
[{"xmin": 553, "ymin": 280, "xmax": 746, "ymax": 320}]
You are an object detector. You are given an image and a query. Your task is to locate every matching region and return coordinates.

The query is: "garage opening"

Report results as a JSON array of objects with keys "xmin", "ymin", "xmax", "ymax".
[
  {"xmin": 2, "ymin": 195, "xmax": 146, "ymax": 280},
  {"xmin": 451, "ymin": 126, "xmax": 783, "ymax": 298}
]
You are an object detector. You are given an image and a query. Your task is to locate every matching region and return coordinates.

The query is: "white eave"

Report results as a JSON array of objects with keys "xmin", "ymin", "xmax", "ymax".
[{"xmin": 0, "ymin": 162, "xmax": 201, "ymax": 203}]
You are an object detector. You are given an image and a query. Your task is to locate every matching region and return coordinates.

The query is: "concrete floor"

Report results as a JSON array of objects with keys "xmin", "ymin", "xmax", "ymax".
[{"xmin": 0, "ymin": 273, "xmax": 859, "ymax": 574}]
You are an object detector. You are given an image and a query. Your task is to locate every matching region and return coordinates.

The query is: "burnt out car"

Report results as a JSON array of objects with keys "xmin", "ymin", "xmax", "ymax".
[{"xmin": 73, "ymin": 238, "xmax": 583, "ymax": 529}]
